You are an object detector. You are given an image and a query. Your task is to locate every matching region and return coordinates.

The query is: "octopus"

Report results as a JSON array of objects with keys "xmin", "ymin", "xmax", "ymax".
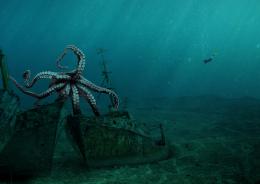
[{"xmin": 9, "ymin": 45, "xmax": 119, "ymax": 116}]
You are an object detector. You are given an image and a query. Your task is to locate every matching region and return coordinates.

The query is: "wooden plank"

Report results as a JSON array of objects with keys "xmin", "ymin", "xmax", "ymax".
[
  {"xmin": 0, "ymin": 90, "xmax": 20, "ymax": 152},
  {"xmin": 0, "ymin": 50, "xmax": 9, "ymax": 90}
]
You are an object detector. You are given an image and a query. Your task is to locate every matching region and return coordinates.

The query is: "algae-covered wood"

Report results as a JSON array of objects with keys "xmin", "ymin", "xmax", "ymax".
[
  {"xmin": 0, "ymin": 50, "xmax": 9, "ymax": 90},
  {"xmin": 0, "ymin": 100, "xmax": 66, "ymax": 177},
  {"xmin": 0, "ymin": 90, "xmax": 20, "ymax": 151},
  {"xmin": 65, "ymin": 111, "xmax": 170, "ymax": 167}
]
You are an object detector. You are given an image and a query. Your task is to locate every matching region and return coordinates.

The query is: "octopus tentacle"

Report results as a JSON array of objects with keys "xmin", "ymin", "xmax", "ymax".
[
  {"xmin": 22, "ymin": 70, "xmax": 31, "ymax": 80},
  {"xmin": 23, "ymin": 70, "xmax": 61, "ymax": 88},
  {"xmin": 11, "ymin": 45, "xmax": 118, "ymax": 116},
  {"xmin": 63, "ymin": 84, "xmax": 71, "ymax": 96},
  {"xmin": 37, "ymin": 83, "xmax": 66, "ymax": 99},
  {"xmin": 56, "ymin": 45, "xmax": 86, "ymax": 76},
  {"xmin": 71, "ymin": 84, "xmax": 81, "ymax": 114},
  {"xmin": 78, "ymin": 77, "xmax": 119, "ymax": 109},
  {"xmin": 56, "ymin": 48, "xmax": 69, "ymax": 70},
  {"xmin": 77, "ymin": 84, "xmax": 100, "ymax": 116},
  {"xmin": 10, "ymin": 76, "xmax": 43, "ymax": 99},
  {"xmin": 68, "ymin": 45, "xmax": 85, "ymax": 76},
  {"xmin": 10, "ymin": 76, "xmax": 65, "ymax": 99},
  {"xmin": 55, "ymin": 83, "xmax": 68, "ymax": 97}
]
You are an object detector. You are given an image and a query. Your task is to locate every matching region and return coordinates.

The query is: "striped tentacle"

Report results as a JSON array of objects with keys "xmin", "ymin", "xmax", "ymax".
[
  {"xmin": 56, "ymin": 47, "xmax": 69, "ymax": 70},
  {"xmin": 63, "ymin": 84, "xmax": 71, "ymax": 96},
  {"xmin": 56, "ymin": 45, "xmax": 86, "ymax": 76},
  {"xmin": 77, "ymin": 84, "xmax": 100, "ymax": 116},
  {"xmin": 78, "ymin": 77, "xmax": 119, "ymax": 109},
  {"xmin": 10, "ymin": 76, "xmax": 65, "ymax": 99},
  {"xmin": 71, "ymin": 84, "xmax": 81, "ymax": 114},
  {"xmin": 37, "ymin": 83, "xmax": 66, "ymax": 99},
  {"xmin": 23, "ymin": 70, "xmax": 60, "ymax": 88},
  {"xmin": 58, "ymin": 84, "xmax": 72, "ymax": 98}
]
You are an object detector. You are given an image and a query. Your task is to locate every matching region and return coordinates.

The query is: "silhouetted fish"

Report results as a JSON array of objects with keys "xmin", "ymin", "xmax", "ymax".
[
  {"xmin": 204, "ymin": 57, "xmax": 213, "ymax": 64},
  {"xmin": 203, "ymin": 53, "xmax": 217, "ymax": 64}
]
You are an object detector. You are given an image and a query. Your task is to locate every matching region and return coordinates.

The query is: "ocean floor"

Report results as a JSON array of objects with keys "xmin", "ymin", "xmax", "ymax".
[{"xmin": 9, "ymin": 96, "xmax": 260, "ymax": 183}]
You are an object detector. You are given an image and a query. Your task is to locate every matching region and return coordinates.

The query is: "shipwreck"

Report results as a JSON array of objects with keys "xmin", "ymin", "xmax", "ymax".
[{"xmin": 0, "ymin": 46, "xmax": 171, "ymax": 179}]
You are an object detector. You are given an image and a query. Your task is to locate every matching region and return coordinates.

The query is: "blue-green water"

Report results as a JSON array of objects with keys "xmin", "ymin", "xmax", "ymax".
[
  {"xmin": 1, "ymin": 0, "xmax": 260, "ymax": 107},
  {"xmin": 1, "ymin": 1, "xmax": 260, "ymax": 183}
]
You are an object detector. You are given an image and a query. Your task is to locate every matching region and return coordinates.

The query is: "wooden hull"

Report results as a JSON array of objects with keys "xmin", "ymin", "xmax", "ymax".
[
  {"xmin": 65, "ymin": 111, "xmax": 171, "ymax": 168},
  {"xmin": 0, "ymin": 90, "xmax": 20, "ymax": 152},
  {"xmin": 0, "ymin": 100, "xmax": 66, "ymax": 177}
]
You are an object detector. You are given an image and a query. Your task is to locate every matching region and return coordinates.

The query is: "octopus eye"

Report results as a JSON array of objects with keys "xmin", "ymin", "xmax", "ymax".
[{"xmin": 22, "ymin": 70, "xmax": 31, "ymax": 80}]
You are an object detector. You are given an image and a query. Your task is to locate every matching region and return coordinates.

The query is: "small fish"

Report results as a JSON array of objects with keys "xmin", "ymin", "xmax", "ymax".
[
  {"xmin": 203, "ymin": 57, "xmax": 213, "ymax": 64},
  {"xmin": 203, "ymin": 53, "xmax": 216, "ymax": 64}
]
